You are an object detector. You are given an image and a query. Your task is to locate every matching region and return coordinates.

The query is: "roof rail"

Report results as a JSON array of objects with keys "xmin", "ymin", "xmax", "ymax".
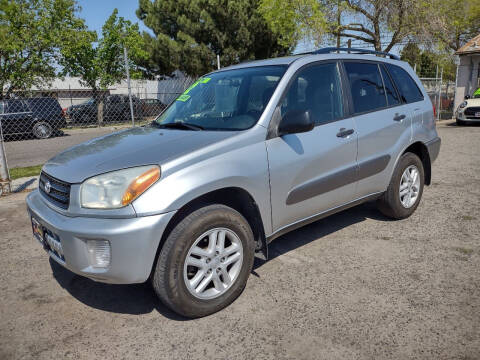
[{"xmin": 311, "ymin": 47, "xmax": 400, "ymax": 60}]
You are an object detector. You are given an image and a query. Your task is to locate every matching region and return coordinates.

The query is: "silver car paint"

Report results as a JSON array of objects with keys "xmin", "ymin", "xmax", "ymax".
[{"xmin": 26, "ymin": 53, "xmax": 440, "ymax": 284}]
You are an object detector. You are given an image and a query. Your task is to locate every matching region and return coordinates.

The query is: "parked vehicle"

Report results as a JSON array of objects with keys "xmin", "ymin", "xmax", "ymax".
[
  {"xmin": 67, "ymin": 95, "xmax": 141, "ymax": 123},
  {"xmin": 0, "ymin": 97, "xmax": 65, "ymax": 139},
  {"xmin": 456, "ymin": 89, "xmax": 480, "ymax": 125},
  {"xmin": 140, "ymin": 98, "xmax": 167, "ymax": 117},
  {"xmin": 27, "ymin": 48, "xmax": 441, "ymax": 318}
]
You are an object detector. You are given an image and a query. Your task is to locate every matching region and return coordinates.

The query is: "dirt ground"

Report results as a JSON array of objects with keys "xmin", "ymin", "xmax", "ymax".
[{"xmin": 0, "ymin": 120, "xmax": 479, "ymax": 360}]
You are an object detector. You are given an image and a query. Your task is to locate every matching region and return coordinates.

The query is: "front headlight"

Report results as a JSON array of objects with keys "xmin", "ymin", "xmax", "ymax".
[
  {"xmin": 459, "ymin": 101, "xmax": 467, "ymax": 109},
  {"xmin": 80, "ymin": 165, "xmax": 160, "ymax": 209}
]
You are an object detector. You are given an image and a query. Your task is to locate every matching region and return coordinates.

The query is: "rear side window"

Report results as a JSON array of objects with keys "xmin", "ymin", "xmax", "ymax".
[
  {"xmin": 6, "ymin": 99, "xmax": 29, "ymax": 113},
  {"xmin": 344, "ymin": 62, "xmax": 386, "ymax": 114},
  {"xmin": 386, "ymin": 64, "xmax": 423, "ymax": 103}
]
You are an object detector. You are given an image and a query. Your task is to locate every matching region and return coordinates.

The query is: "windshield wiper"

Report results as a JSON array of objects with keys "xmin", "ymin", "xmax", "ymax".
[{"xmin": 152, "ymin": 122, "xmax": 204, "ymax": 131}]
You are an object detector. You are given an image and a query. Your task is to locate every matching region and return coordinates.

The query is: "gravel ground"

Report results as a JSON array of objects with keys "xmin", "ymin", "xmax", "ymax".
[{"xmin": 0, "ymin": 120, "xmax": 479, "ymax": 360}]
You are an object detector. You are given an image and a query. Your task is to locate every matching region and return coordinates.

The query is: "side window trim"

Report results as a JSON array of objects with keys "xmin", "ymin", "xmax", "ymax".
[
  {"xmin": 379, "ymin": 63, "xmax": 403, "ymax": 105},
  {"xmin": 377, "ymin": 63, "xmax": 389, "ymax": 106}
]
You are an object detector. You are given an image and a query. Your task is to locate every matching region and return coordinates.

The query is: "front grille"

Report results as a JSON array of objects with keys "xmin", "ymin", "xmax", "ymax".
[
  {"xmin": 39, "ymin": 172, "xmax": 71, "ymax": 209},
  {"xmin": 464, "ymin": 106, "xmax": 480, "ymax": 116}
]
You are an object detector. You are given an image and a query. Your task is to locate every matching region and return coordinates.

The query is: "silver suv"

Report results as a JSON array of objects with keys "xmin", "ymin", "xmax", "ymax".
[{"xmin": 26, "ymin": 48, "xmax": 441, "ymax": 318}]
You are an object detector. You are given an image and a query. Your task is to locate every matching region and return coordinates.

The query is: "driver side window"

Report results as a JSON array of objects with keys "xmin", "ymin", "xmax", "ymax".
[{"xmin": 281, "ymin": 62, "xmax": 344, "ymax": 125}]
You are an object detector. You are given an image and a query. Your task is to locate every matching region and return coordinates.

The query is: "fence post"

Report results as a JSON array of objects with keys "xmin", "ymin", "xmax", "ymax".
[
  {"xmin": 0, "ymin": 118, "xmax": 11, "ymax": 196},
  {"xmin": 123, "ymin": 45, "xmax": 135, "ymax": 127}
]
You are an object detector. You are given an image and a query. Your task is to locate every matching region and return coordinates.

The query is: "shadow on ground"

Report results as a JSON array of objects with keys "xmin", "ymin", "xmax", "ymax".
[{"xmin": 50, "ymin": 201, "xmax": 391, "ymax": 319}]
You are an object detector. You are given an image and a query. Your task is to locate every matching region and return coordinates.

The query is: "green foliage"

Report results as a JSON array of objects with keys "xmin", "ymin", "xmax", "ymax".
[
  {"xmin": 61, "ymin": 9, "xmax": 148, "ymax": 90},
  {"xmin": 259, "ymin": 0, "xmax": 327, "ymax": 48},
  {"xmin": 433, "ymin": 0, "xmax": 480, "ymax": 51},
  {"xmin": 400, "ymin": 42, "xmax": 421, "ymax": 69},
  {"xmin": 136, "ymin": 0, "xmax": 290, "ymax": 77},
  {"xmin": 0, "ymin": 0, "xmax": 87, "ymax": 98},
  {"xmin": 400, "ymin": 42, "xmax": 456, "ymax": 81}
]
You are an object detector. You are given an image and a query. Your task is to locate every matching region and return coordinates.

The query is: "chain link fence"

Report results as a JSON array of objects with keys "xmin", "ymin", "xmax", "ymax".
[
  {"xmin": 0, "ymin": 77, "xmax": 195, "ymax": 141},
  {"xmin": 0, "ymin": 76, "xmax": 195, "ymax": 194},
  {"xmin": 419, "ymin": 78, "xmax": 456, "ymax": 120}
]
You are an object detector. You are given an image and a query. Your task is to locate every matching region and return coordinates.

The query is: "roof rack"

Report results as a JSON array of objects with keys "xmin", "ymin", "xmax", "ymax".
[{"xmin": 311, "ymin": 47, "xmax": 400, "ymax": 60}]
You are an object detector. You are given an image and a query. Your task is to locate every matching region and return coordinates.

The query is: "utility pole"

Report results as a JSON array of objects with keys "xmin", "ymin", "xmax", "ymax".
[
  {"xmin": 0, "ymin": 118, "xmax": 11, "ymax": 196},
  {"xmin": 336, "ymin": 0, "xmax": 341, "ymax": 49},
  {"xmin": 123, "ymin": 45, "xmax": 135, "ymax": 127},
  {"xmin": 217, "ymin": 55, "xmax": 221, "ymax": 70}
]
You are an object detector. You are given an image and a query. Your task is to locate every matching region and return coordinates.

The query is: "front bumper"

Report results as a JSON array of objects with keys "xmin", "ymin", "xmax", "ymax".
[{"xmin": 26, "ymin": 190, "xmax": 176, "ymax": 284}]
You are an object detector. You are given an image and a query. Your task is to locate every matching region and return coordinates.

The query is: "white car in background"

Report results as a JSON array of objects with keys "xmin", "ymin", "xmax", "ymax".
[{"xmin": 456, "ymin": 91, "xmax": 480, "ymax": 125}]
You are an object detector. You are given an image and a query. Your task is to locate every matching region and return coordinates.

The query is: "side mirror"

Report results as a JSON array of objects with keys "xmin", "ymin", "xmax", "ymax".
[
  {"xmin": 278, "ymin": 110, "xmax": 314, "ymax": 136},
  {"xmin": 465, "ymin": 95, "xmax": 471, "ymax": 100}
]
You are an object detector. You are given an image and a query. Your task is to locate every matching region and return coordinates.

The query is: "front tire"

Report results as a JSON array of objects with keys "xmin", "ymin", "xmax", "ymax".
[
  {"xmin": 377, "ymin": 152, "xmax": 424, "ymax": 219},
  {"xmin": 152, "ymin": 204, "xmax": 255, "ymax": 318},
  {"xmin": 456, "ymin": 118, "xmax": 466, "ymax": 126}
]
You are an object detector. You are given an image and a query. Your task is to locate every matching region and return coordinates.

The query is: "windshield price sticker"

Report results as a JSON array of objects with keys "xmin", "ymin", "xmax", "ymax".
[{"xmin": 176, "ymin": 77, "xmax": 211, "ymax": 102}]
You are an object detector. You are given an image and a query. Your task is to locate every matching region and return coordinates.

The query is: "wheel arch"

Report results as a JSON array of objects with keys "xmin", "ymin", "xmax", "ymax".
[
  {"xmin": 401, "ymin": 141, "xmax": 431, "ymax": 185},
  {"xmin": 149, "ymin": 187, "xmax": 268, "ymax": 279}
]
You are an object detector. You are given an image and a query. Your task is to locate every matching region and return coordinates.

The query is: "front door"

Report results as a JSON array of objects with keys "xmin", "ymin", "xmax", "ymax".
[{"xmin": 266, "ymin": 62, "xmax": 358, "ymax": 233}]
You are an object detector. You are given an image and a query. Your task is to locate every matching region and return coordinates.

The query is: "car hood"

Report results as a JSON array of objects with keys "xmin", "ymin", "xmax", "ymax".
[
  {"xmin": 42, "ymin": 126, "xmax": 236, "ymax": 183},
  {"xmin": 465, "ymin": 98, "xmax": 480, "ymax": 107}
]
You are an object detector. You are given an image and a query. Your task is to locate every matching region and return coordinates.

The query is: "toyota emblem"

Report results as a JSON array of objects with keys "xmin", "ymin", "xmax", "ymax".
[{"xmin": 44, "ymin": 180, "xmax": 51, "ymax": 193}]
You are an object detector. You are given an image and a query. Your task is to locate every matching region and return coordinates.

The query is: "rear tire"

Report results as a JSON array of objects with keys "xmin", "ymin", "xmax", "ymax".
[
  {"xmin": 377, "ymin": 152, "xmax": 424, "ymax": 219},
  {"xmin": 152, "ymin": 204, "xmax": 255, "ymax": 318},
  {"xmin": 32, "ymin": 122, "xmax": 53, "ymax": 139}
]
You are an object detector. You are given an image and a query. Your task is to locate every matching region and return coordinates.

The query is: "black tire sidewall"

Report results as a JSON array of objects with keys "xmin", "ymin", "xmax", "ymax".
[
  {"xmin": 154, "ymin": 205, "xmax": 255, "ymax": 318},
  {"xmin": 388, "ymin": 152, "xmax": 425, "ymax": 218},
  {"xmin": 32, "ymin": 122, "xmax": 53, "ymax": 139}
]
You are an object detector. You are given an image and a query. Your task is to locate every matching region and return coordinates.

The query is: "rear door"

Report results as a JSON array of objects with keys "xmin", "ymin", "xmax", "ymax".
[
  {"xmin": 342, "ymin": 61, "xmax": 411, "ymax": 198},
  {"xmin": 266, "ymin": 61, "xmax": 358, "ymax": 232},
  {"xmin": 2, "ymin": 99, "xmax": 32, "ymax": 135}
]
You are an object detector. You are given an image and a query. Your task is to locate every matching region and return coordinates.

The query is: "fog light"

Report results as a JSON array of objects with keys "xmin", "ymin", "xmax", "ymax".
[{"xmin": 86, "ymin": 240, "xmax": 111, "ymax": 268}]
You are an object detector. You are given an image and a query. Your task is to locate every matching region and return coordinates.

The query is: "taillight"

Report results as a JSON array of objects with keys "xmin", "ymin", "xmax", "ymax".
[{"xmin": 432, "ymin": 104, "xmax": 436, "ymax": 118}]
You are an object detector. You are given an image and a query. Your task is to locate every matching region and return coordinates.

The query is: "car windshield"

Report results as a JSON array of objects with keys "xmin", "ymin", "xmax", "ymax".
[
  {"xmin": 154, "ymin": 65, "xmax": 287, "ymax": 131},
  {"xmin": 82, "ymin": 98, "xmax": 95, "ymax": 105}
]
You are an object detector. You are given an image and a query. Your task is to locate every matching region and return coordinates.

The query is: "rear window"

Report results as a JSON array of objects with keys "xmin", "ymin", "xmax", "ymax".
[
  {"xmin": 344, "ymin": 62, "xmax": 387, "ymax": 114},
  {"xmin": 386, "ymin": 64, "xmax": 423, "ymax": 103}
]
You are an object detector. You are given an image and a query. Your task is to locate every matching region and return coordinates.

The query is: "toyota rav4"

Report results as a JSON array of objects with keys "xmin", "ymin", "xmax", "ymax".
[{"xmin": 27, "ymin": 48, "xmax": 441, "ymax": 318}]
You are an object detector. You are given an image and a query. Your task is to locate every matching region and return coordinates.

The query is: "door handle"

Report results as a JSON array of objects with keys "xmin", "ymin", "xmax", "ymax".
[
  {"xmin": 336, "ymin": 128, "xmax": 354, "ymax": 138},
  {"xmin": 393, "ymin": 114, "xmax": 406, "ymax": 121}
]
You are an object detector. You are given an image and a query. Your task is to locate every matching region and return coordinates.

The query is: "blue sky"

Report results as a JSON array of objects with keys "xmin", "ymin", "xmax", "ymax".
[{"xmin": 76, "ymin": 0, "xmax": 150, "ymax": 35}]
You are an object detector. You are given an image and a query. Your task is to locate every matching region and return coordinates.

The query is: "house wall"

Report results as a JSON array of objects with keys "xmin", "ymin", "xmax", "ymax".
[{"xmin": 455, "ymin": 55, "xmax": 480, "ymax": 111}]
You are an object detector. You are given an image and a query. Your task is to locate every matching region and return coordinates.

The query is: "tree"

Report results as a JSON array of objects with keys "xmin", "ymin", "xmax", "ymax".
[
  {"xmin": 61, "ymin": 9, "xmax": 147, "ymax": 91},
  {"xmin": 400, "ymin": 42, "xmax": 456, "ymax": 82},
  {"xmin": 0, "ymin": 0, "xmax": 87, "ymax": 98},
  {"xmin": 259, "ymin": 0, "xmax": 328, "ymax": 48},
  {"xmin": 60, "ymin": 9, "xmax": 147, "ymax": 123},
  {"xmin": 136, "ymin": 0, "xmax": 290, "ymax": 77},
  {"xmin": 429, "ymin": 0, "xmax": 480, "ymax": 51},
  {"xmin": 260, "ymin": 0, "xmax": 431, "ymax": 52},
  {"xmin": 400, "ymin": 42, "xmax": 421, "ymax": 69}
]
